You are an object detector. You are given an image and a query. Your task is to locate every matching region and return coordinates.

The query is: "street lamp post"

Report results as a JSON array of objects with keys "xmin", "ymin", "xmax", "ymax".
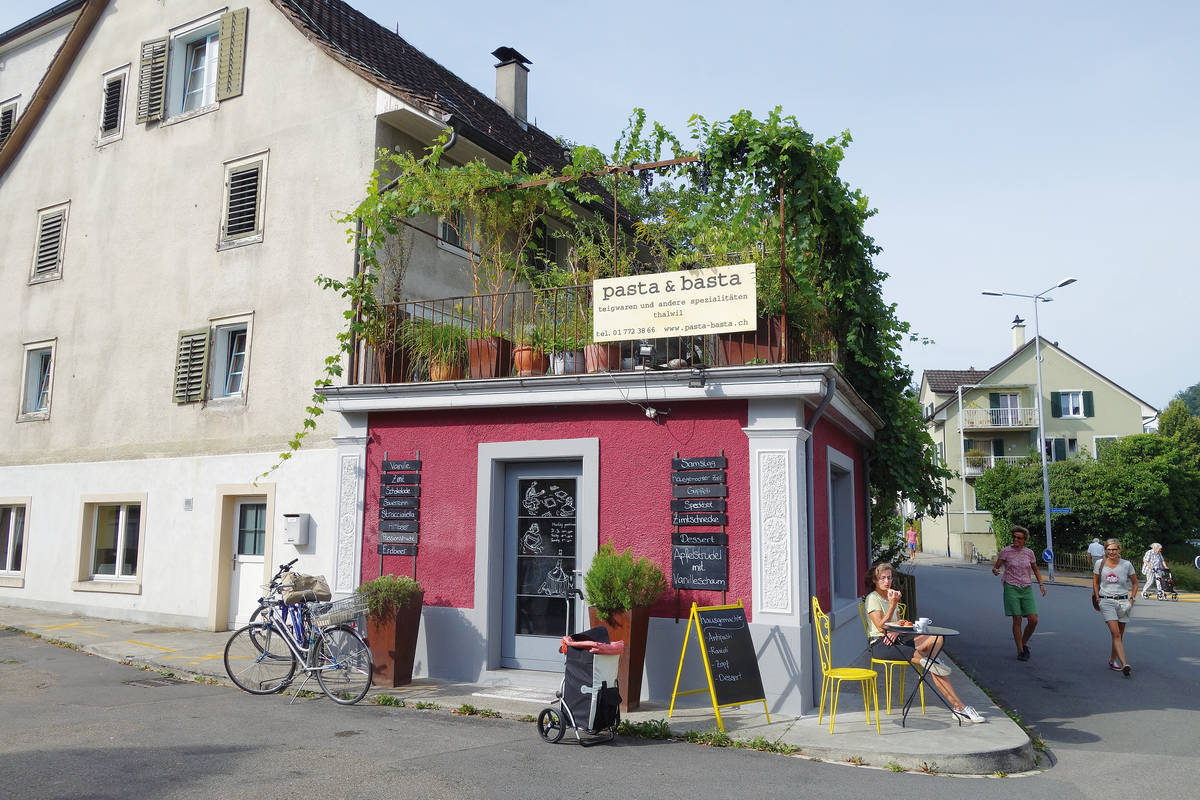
[{"xmin": 982, "ymin": 278, "xmax": 1077, "ymax": 582}]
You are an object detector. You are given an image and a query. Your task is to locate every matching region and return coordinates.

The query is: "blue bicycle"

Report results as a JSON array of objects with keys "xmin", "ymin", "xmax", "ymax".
[{"xmin": 224, "ymin": 561, "xmax": 373, "ymax": 705}]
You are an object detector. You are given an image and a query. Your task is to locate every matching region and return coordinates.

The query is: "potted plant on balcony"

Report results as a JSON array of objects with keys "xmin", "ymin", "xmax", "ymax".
[
  {"xmin": 398, "ymin": 317, "xmax": 467, "ymax": 381},
  {"xmin": 513, "ymin": 322, "xmax": 552, "ymax": 377},
  {"xmin": 356, "ymin": 573, "xmax": 424, "ymax": 687},
  {"xmin": 584, "ymin": 542, "xmax": 668, "ymax": 711}
]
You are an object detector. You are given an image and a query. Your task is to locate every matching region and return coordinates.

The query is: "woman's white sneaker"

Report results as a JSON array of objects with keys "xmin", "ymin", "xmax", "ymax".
[{"xmin": 957, "ymin": 705, "xmax": 986, "ymax": 723}]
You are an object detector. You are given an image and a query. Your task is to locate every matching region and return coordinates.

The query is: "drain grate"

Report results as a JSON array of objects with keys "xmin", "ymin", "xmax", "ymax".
[{"xmin": 124, "ymin": 676, "xmax": 187, "ymax": 687}]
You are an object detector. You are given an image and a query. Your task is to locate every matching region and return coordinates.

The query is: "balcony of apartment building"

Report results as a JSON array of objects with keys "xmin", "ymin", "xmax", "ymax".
[
  {"xmin": 962, "ymin": 452, "xmax": 1029, "ymax": 477},
  {"xmin": 351, "ymin": 285, "xmax": 832, "ymax": 386},
  {"xmin": 960, "ymin": 403, "xmax": 1039, "ymax": 431}
]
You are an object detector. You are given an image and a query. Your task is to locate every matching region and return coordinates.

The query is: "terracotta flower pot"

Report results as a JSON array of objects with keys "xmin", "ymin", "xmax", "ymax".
[
  {"xmin": 716, "ymin": 315, "xmax": 787, "ymax": 366},
  {"xmin": 466, "ymin": 336, "xmax": 513, "ymax": 379},
  {"xmin": 365, "ymin": 593, "xmax": 424, "ymax": 687},
  {"xmin": 428, "ymin": 360, "xmax": 464, "ymax": 381},
  {"xmin": 588, "ymin": 605, "xmax": 650, "ymax": 711},
  {"xmin": 584, "ymin": 342, "xmax": 622, "ymax": 374},
  {"xmin": 513, "ymin": 345, "xmax": 549, "ymax": 377}
]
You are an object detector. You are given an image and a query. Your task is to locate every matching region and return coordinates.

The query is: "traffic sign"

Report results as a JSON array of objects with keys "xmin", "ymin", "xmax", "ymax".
[
  {"xmin": 1049, "ymin": 507, "xmax": 1072, "ymax": 514},
  {"xmin": 1042, "ymin": 548, "xmax": 1054, "ymax": 563}
]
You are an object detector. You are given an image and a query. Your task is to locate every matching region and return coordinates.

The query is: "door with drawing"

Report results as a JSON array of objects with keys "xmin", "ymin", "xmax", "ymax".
[{"xmin": 501, "ymin": 461, "xmax": 581, "ymax": 670}]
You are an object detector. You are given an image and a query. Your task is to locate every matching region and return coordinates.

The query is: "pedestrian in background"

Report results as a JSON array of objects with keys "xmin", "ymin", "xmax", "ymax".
[
  {"xmin": 1093, "ymin": 538, "xmax": 1138, "ymax": 676},
  {"xmin": 905, "ymin": 523, "xmax": 918, "ymax": 556},
  {"xmin": 1141, "ymin": 543, "xmax": 1165, "ymax": 598},
  {"xmin": 992, "ymin": 525, "xmax": 1046, "ymax": 661},
  {"xmin": 1087, "ymin": 538, "xmax": 1105, "ymax": 565}
]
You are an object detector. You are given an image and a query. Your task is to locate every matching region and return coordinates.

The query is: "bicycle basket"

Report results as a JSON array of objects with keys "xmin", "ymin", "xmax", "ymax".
[{"xmin": 308, "ymin": 594, "xmax": 368, "ymax": 627}]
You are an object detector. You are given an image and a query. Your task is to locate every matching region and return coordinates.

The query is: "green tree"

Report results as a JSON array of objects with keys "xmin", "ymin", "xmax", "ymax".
[{"xmin": 1171, "ymin": 381, "xmax": 1200, "ymax": 417}]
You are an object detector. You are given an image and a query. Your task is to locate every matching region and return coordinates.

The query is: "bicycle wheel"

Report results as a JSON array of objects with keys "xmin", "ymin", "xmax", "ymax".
[
  {"xmin": 314, "ymin": 624, "xmax": 373, "ymax": 705},
  {"xmin": 224, "ymin": 623, "xmax": 297, "ymax": 694}
]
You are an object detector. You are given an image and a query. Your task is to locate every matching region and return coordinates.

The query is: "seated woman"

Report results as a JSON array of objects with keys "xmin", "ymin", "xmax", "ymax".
[{"xmin": 864, "ymin": 561, "xmax": 986, "ymax": 723}]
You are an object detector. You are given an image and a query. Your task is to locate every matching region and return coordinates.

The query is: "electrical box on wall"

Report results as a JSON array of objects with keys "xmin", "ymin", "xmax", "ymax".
[{"xmin": 282, "ymin": 513, "xmax": 309, "ymax": 546}]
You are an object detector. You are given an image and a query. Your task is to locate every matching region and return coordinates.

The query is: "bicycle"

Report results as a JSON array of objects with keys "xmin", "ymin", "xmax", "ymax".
[{"xmin": 224, "ymin": 570, "xmax": 374, "ymax": 705}]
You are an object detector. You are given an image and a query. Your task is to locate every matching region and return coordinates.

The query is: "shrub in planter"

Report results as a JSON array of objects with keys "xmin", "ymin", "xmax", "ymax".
[
  {"xmin": 584, "ymin": 542, "xmax": 668, "ymax": 711},
  {"xmin": 356, "ymin": 574, "xmax": 424, "ymax": 687}
]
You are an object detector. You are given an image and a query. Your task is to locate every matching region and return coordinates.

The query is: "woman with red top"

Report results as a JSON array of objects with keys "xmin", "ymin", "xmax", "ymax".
[{"xmin": 992, "ymin": 525, "xmax": 1046, "ymax": 661}]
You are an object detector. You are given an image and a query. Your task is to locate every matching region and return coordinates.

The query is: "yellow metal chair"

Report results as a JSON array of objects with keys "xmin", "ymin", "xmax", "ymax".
[
  {"xmin": 811, "ymin": 596, "xmax": 880, "ymax": 734},
  {"xmin": 858, "ymin": 599, "xmax": 924, "ymax": 715}
]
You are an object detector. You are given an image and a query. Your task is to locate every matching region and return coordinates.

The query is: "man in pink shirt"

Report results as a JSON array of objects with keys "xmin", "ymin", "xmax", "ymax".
[{"xmin": 992, "ymin": 525, "xmax": 1047, "ymax": 661}]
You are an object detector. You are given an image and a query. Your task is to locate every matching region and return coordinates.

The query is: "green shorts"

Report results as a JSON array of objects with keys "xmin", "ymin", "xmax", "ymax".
[{"xmin": 1003, "ymin": 583, "xmax": 1037, "ymax": 616}]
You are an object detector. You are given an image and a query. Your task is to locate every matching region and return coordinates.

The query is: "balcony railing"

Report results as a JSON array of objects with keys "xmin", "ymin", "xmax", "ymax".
[
  {"xmin": 961, "ymin": 407, "xmax": 1038, "ymax": 429},
  {"xmin": 964, "ymin": 454, "xmax": 1028, "ymax": 476},
  {"xmin": 359, "ymin": 285, "xmax": 835, "ymax": 384}
]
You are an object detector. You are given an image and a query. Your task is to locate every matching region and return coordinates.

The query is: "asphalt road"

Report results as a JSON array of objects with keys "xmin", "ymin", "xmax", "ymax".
[
  {"xmin": 4, "ymin": 560, "xmax": 1195, "ymax": 799},
  {"xmin": 913, "ymin": 559, "xmax": 1200, "ymax": 794}
]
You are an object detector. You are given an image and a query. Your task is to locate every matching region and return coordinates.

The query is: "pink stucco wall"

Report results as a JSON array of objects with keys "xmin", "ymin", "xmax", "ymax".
[{"xmin": 365, "ymin": 401, "xmax": 751, "ymax": 617}]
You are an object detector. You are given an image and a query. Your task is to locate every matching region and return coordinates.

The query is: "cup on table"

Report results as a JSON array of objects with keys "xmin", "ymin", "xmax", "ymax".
[{"xmin": 915, "ymin": 617, "xmax": 932, "ymax": 633}]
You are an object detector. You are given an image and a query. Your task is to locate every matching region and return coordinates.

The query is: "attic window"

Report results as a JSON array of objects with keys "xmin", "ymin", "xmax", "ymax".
[
  {"xmin": 31, "ymin": 203, "xmax": 69, "ymax": 283},
  {"xmin": 137, "ymin": 8, "xmax": 247, "ymax": 125},
  {"xmin": 98, "ymin": 67, "xmax": 129, "ymax": 144},
  {"xmin": 219, "ymin": 152, "xmax": 267, "ymax": 248},
  {"xmin": 0, "ymin": 100, "xmax": 16, "ymax": 148}
]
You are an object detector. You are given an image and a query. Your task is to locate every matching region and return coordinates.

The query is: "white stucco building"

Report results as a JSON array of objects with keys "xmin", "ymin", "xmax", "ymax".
[{"xmin": 1, "ymin": 0, "xmax": 576, "ymax": 629}]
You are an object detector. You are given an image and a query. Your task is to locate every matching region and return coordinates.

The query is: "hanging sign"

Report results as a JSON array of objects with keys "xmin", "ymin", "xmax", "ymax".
[
  {"xmin": 668, "ymin": 601, "xmax": 768, "ymax": 732},
  {"xmin": 673, "ymin": 512, "xmax": 728, "ymax": 527},
  {"xmin": 379, "ymin": 532, "xmax": 419, "ymax": 545},
  {"xmin": 592, "ymin": 263, "xmax": 757, "ymax": 342},
  {"xmin": 672, "ymin": 545, "xmax": 728, "ymax": 590},
  {"xmin": 671, "ymin": 498, "xmax": 726, "ymax": 513},
  {"xmin": 672, "ymin": 484, "xmax": 727, "ymax": 499},
  {"xmin": 378, "ymin": 544, "xmax": 418, "ymax": 556}
]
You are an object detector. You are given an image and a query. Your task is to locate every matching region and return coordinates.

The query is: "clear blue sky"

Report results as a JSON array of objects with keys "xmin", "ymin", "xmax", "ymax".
[{"xmin": 5, "ymin": 0, "xmax": 1196, "ymax": 407}]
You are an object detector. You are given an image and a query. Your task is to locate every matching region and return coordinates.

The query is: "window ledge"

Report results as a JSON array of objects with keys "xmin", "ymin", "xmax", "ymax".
[
  {"xmin": 72, "ymin": 579, "xmax": 142, "ymax": 595},
  {"xmin": 217, "ymin": 233, "xmax": 263, "ymax": 252},
  {"xmin": 96, "ymin": 133, "xmax": 124, "ymax": 148},
  {"xmin": 28, "ymin": 272, "xmax": 62, "ymax": 286},
  {"xmin": 17, "ymin": 411, "xmax": 50, "ymax": 423},
  {"xmin": 161, "ymin": 103, "xmax": 218, "ymax": 127},
  {"xmin": 436, "ymin": 239, "xmax": 471, "ymax": 259},
  {"xmin": 0, "ymin": 575, "xmax": 24, "ymax": 588}
]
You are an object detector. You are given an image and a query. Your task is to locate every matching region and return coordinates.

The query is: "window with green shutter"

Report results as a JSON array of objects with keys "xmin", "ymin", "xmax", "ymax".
[
  {"xmin": 0, "ymin": 101, "xmax": 16, "ymax": 148},
  {"xmin": 137, "ymin": 8, "xmax": 248, "ymax": 125},
  {"xmin": 136, "ymin": 37, "xmax": 168, "ymax": 123},
  {"xmin": 219, "ymin": 152, "xmax": 268, "ymax": 247},
  {"xmin": 31, "ymin": 203, "xmax": 69, "ymax": 282}
]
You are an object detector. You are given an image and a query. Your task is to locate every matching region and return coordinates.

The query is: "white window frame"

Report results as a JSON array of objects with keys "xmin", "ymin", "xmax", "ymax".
[
  {"xmin": 218, "ymin": 151, "xmax": 268, "ymax": 249},
  {"xmin": 0, "ymin": 96, "xmax": 18, "ymax": 147},
  {"xmin": 0, "ymin": 499, "xmax": 29, "ymax": 587},
  {"xmin": 30, "ymin": 201, "xmax": 69, "ymax": 283},
  {"xmin": 97, "ymin": 65, "xmax": 130, "ymax": 145},
  {"xmin": 208, "ymin": 314, "xmax": 253, "ymax": 401},
  {"xmin": 1059, "ymin": 390, "xmax": 1085, "ymax": 418},
  {"xmin": 437, "ymin": 209, "xmax": 476, "ymax": 257},
  {"xmin": 826, "ymin": 446, "xmax": 859, "ymax": 613},
  {"xmin": 74, "ymin": 494, "xmax": 147, "ymax": 594},
  {"xmin": 19, "ymin": 339, "xmax": 56, "ymax": 421},
  {"xmin": 163, "ymin": 12, "xmax": 223, "ymax": 121}
]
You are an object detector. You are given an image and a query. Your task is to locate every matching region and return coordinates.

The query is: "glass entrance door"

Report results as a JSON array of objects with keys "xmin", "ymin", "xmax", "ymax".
[{"xmin": 501, "ymin": 461, "xmax": 581, "ymax": 670}]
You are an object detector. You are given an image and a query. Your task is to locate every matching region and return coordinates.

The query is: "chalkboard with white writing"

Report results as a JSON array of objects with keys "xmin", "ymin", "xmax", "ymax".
[
  {"xmin": 696, "ymin": 605, "xmax": 765, "ymax": 707},
  {"xmin": 672, "ymin": 544, "xmax": 728, "ymax": 590}
]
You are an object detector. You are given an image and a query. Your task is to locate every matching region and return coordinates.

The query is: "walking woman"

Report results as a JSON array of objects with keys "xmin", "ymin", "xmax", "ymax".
[{"xmin": 1092, "ymin": 538, "xmax": 1139, "ymax": 676}]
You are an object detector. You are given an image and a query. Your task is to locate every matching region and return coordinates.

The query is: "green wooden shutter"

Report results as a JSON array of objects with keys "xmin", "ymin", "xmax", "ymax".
[
  {"xmin": 1082, "ymin": 391, "xmax": 1095, "ymax": 417},
  {"xmin": 173, "ymin": 329, "xmax": 210, "ymax": 404},
  {"xmin": 1050, "ymin": 391, "xmax": 1062, "ymax": 418},
  {"xmin": 988, "ymin": 392, "xmax": 1000, "ymax": 408},
  {"xmin": 1053, "ymin": 438, "xmax": 1067, "ymax": 462},
  {"xmin": 136, "ymin": 37, "xmax": 168, "ymax": 124},
  {"xmin": 216, "ymin": 8, "xmax": 248, "ymax": 102}
]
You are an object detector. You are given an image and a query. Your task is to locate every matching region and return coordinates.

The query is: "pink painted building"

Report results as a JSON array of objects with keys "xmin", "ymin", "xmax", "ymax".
[{"xmin": 322, "ymin": 363, "xmax": 880, "ymax": 714}]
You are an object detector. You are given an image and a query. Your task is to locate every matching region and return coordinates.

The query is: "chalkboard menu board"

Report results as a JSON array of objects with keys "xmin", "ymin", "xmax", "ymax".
[
  {"xmin": 668, "ymin": 601, "xmax": 769, "ymax": 732},
  {"xmin": 378, "ymin": 457, "xmax": 421, "ymax": 559},
  {"xmin": 671, "ymin": 454, "xmax": 729, "ymax": 591},
  {"xmin": 696, "ymin": 605, "xmax": 765, "ymax": 707},
  {"xmin": 516, "ymin": 477, "xmax": 578, "ymax": 637}
]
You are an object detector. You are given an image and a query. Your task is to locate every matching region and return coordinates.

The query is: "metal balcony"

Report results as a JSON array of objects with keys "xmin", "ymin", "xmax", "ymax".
[{"xmin": 961, "ymin": 407, "xmax": 1038, "ymax": 430}]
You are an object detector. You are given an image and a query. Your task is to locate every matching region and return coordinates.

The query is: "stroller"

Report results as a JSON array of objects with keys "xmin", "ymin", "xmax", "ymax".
[
  {"xmin": 536, "ymin": 626, "xmax": 624, "ymax": 746},
  {"xmin": 1146, "ymin": 567, "xmax": 1178, "ymax": 601}
]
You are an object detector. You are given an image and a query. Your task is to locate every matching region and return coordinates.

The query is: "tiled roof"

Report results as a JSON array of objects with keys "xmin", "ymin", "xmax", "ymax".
[
  {"xmin": 924, "ymin": 369, "xmax": 993, "ymax": 393},
  {"xmin": 272, "ymin": 0, "xmax": 572, "ymax": 172}
]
